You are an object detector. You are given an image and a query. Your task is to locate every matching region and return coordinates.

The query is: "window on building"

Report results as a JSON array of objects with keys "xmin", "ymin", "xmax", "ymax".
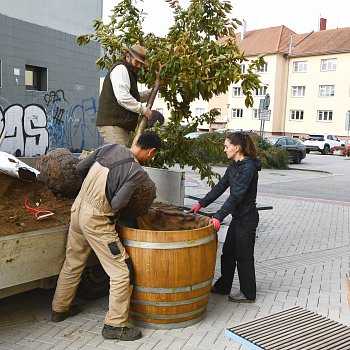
[
  {"xmin": 255, "ymin": 86, "xmax": 267, "ymax": 96},
  {"xmin": 252, "ymin": 109, "xmax": 259, "ymax": 120},
  {"xmin": 290, "ymin": 110, "xmax": 304, "ymax": 121},
  {"xmin": 195, "ymin": 108, "xmax": 204, "ymax": 117},
  {"xmin": 232, "ymin": 87, "xmax": 242, "ymax": 97},
  {"xmin": 291, "ymin": 86, "xmax": 305, "ymax": 97},
  {"xmin": 231, "ymin": 108, "xmax": 243, "ymax": 118},
  {"xmin": 317, "ymin": 110, "xmax": 333, "ymax": 122},
  {"xmin": 293, "ymin": 61, "xmax": 308, "ymax": 72},
  {"xmin": 240, "ymin": 64, "xmax": 245, "ymax": 73},
  {"xmin": 319, "ymin": 85, "xmax": 335, "ymax": 97},
  {"xmin": 25, "ymin": 65, "xmax": 47, "ymax": 91},
  {"xmin": 321, "ymin": 58, "xmax": 337, "ymax": 71},
  {"xmin": 256, "ymin": 63, "xmax": 268, "ymax": 73}
]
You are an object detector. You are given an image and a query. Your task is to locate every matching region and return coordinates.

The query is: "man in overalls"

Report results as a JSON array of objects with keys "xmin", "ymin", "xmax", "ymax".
[{"xmin": 51, "ymin": 131, "xmax": 161, "ymax": 341}]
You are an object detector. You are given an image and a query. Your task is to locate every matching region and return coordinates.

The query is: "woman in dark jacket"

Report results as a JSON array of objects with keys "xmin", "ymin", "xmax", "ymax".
[{"xmin": 189, "ymin": 132, "xmax": 261, "ymax": 302}]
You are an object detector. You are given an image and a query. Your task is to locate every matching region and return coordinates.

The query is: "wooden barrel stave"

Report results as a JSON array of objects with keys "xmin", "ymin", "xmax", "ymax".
[{"xmin": 117, "ymin": 208, "xmax": 217, "ymax": 329}]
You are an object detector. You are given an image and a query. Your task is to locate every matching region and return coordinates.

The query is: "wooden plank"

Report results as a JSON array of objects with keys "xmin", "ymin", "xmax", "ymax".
[
  {"xmin": 326, "ymin": 340, "xmax": 350, "ymax": 350},
  {"xmin": 279, "ymin": 325, "xmax": 350, "ymax": 350},
  {"xmin": 229, "ymin": 306, "xmax": 302, "ymax": 332},
  {"xmin": 239, "ymin": 312, "xmax": 321, "ymax": 338},
  {"xmin": 346, "ymin": 273, "xmax": 350, "ymax": 307},
  {"xmin": 262, "ymin": 319, "xmax": 341, "ymax": 349},
  {"xmin": 226, "ymin": 307, "xmax": 350, "ymax": 350},
  {"xmin": 258, "ymin": 321, "xmax": 340, "ymax": 348},
  {"xmin": 301, "ymin": 330, "xmax": 350, "ymax": 350}
]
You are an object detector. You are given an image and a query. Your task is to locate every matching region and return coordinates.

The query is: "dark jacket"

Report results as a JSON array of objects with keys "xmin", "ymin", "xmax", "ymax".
[
  {"xmin": 96, "ymin": 59, "xmax": 141, "ymax": 131},
  {"xmin": 199, "ymin": 158, "xmax": 261, "ymax": 222}
]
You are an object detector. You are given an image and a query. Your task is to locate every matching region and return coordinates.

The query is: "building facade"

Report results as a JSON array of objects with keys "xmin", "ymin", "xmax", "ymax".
[
  {"xmin": 0, "ymin": 0, "xmax": 102, "ymax": 156},
  {"xmin": 154, "ymin": 23, "xmax": 350, "ymax": 139}
]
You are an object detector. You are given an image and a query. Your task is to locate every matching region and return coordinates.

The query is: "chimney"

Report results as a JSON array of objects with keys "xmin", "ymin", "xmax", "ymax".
[
  {"xmin": 241, "ymin": 19, "xmax": 247, "ymax": 39},
  {"xmin": 319, "ymin": 17, "xmax": 327, "ymax": 31}
]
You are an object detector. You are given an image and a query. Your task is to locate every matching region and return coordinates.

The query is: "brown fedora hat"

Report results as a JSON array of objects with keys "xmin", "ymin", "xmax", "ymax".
[{"xmin": 123, "ymin": 44, "xmax": 148, "ymax": 65}]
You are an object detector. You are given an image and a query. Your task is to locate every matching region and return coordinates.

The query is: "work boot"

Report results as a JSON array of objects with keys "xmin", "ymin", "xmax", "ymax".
[
  {"xmin": 51, "ymin": 305, "xmax": 82, "ymax": 322},
  {"xmin": 228, "ymin": 290, "xmax": 255, "ymax": 303},
  {"xmin": 102, "ymin": 325, "xmax": 142, "ymax": 341}
]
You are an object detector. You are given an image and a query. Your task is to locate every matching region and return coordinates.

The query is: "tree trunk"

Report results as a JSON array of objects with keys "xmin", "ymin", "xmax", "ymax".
[{"xmin": 132, "ymin": 68, "xmax": 161, "ymax": 146}]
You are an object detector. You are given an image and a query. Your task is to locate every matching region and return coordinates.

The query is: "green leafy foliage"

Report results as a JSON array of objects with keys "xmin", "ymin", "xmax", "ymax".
[
  {"xmin": 251, "ymin": 134, "xmax": 289, "ymax": 169},
  {"xmin": 77, "ymin": 0, "xmax": 266, "ymax": 185},
  {"xmin": 176, "ymin": 132, "xmax": 289, "ymax": 173}
]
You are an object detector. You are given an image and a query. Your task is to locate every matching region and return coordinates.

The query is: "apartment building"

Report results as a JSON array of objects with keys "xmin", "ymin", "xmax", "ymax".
[
  {"xmin": 154, "ymin": 22, "xmax": 350, "ymax": 138},
  {"xmin": 0, "ymin": 0, "xmax": 102, "ymax": 156},
  {"xmin": 285, "ymin": 28, "xmax": 350, "ymax": 138}
]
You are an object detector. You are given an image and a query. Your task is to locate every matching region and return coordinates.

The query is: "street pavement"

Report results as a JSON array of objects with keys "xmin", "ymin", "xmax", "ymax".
[{"xmin": 0, "ymin": 154, "xmax": 349, "ymax": 349}]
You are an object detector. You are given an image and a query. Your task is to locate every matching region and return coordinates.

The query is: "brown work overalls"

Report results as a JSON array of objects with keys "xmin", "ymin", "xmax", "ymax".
[{"xmin": 52, "ymin": 161, "xmax": 133, "ymax": 327}]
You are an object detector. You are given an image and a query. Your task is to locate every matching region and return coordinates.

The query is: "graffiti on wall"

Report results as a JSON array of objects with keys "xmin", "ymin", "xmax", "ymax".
[
  {"xmin": 0, "ymin": 89, "xmax": 100, "ymax": 156},
  {"xmin": 0, "ymin": 104, "xmax": 49, "ymax": 157}
]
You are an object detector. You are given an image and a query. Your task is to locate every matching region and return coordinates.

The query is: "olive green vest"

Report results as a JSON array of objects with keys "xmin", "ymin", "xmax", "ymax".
[{"xmin": 96, "ymin": 59, "xmax": 140, "ymax": 131}]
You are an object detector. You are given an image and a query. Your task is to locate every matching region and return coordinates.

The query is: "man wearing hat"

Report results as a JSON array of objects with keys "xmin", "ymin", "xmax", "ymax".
[{"xmin": 96, "ymin": 44, "xmax": 153, "ymax": 146}]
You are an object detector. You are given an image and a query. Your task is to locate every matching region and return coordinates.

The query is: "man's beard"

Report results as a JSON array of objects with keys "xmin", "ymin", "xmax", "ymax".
[{"xmin": 131, "ymin": 66, "xmax": 140, "ymax": 76}]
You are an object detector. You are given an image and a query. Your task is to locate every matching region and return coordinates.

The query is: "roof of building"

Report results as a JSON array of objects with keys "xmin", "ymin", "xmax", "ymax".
[
  {"xmin": 232, "ymin": 25, "xmax": 350, "ymax": 57},
  {"xmin": 235, "ymin": 25, "xmax": 295, "ymax": 55},
  {"xmin": 290, "ymin": 27, "xmax": 350, "ymax": 55}
]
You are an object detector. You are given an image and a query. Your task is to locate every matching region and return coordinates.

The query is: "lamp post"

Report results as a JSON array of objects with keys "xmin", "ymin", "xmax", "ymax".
[{"xmin": 226, "ymin": 104, "xmax": 230, "ymax": 127}]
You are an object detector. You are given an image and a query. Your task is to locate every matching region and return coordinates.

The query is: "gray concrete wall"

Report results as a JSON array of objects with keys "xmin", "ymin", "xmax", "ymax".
[
  {"xmin": 0, "ymin": 13, "xmax": 102, "ymax": 156},
  {"xmin": 0, "ymin": 0, "xmax": 102, "ymax": 35}
]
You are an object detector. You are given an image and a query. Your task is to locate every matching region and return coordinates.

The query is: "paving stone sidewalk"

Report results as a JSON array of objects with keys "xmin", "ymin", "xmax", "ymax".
[{"xmin": 0, "ymin": 168, "xmax": 349, "ymax": 349}]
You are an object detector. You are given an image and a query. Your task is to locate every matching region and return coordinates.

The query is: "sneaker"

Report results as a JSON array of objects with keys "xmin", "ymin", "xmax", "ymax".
[
  {"xmin": 51, "ymin": 305, "xmax": 82, "ymax": 322},
  {"xmin": 228, "ymin": 290, "xmax": 255, "ymax": 303},
  {"xmin": 211, "ymin": 286, "xmax": 230, "ymax": 295},
  {"xmin": 102, "ymin": 325, "xmax": 142, "ymax": 341}
]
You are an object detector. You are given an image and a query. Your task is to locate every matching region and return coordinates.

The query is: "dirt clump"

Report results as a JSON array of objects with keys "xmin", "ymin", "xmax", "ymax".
[
  {"xmin": 36, "ymin": 148, "xmax": 83, "ymax": 197},
  {"xmin": 0, "ymin": 173, "xmax": 74, "ymax": 236}
]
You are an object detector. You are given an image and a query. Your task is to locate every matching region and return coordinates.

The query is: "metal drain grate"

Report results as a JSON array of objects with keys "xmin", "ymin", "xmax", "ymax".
[{"xmin": 225, "ymin": 306, "xmax": 350, "ymax": 350}]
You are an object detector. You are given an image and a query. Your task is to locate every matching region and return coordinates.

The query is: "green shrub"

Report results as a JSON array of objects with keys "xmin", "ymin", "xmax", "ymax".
[
  {"xmin": 189, "ymin": 132, "xmax": 289, "ymax": 169},
  {"xmin": 189, "ymin": 132, "xmax": 229, "ymax": 166},
  {"xmin": 258, "ymin": 147, "xmax": 289, "ymax": 169}
]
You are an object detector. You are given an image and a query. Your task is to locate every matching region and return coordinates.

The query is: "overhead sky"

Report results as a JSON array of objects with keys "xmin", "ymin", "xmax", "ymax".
[{"xmin": 102, "ymin": 0, "xmax": 350, "ymax": 36}]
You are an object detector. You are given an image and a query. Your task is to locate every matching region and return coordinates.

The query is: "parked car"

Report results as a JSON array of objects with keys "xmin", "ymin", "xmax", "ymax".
[
  {"xmin": 184, "ymin": 131, "xmax": 208, "ymax": 139},
  {"xmin": 265, "ymin": 136, "xmax": 306, "ymax": 164},
  {"xmin": 214, "ymin": 128, "xmax": 256, "ymax": 134},
  {"xmin": 303, "ymin": 134, "xmax": 344, "ymax": 154}
]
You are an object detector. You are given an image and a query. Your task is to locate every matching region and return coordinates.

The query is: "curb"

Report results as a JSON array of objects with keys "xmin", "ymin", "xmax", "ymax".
[{"xmin": 288, "ymin": 167, "xmax": 332, "ymax": 174}]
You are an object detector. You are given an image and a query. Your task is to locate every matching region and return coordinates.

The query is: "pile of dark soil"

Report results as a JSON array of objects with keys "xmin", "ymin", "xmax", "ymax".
[{"xmin": 0, "ymin": 173, "xmax": 74, "ymax": 236}]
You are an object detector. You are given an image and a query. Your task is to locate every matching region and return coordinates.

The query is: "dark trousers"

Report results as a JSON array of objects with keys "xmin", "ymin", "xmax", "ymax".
[{"xmin": 213, "ymin": 209, "xmax": 259, "ymax": 299}]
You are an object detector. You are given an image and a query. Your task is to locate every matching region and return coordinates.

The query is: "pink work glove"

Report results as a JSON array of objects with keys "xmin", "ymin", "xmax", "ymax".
[
  {"xmin": 188, "ymin": 203, "xmax": 202, "ymax": 214},
  {"xmin": 209, "ymin": 218, "xmax": 221, "ymax": 232}
]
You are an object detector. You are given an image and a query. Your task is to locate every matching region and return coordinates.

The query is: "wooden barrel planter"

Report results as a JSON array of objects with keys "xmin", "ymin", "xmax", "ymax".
[{"xmin": 117, "ymin": 208, "xmax": 217, "ymax": 329}]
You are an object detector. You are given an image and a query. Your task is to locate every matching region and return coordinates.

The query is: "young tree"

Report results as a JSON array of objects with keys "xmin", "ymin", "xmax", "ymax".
[{"xmin": 77, "ymin": 0, "xmax": 264, "ymax": 186}]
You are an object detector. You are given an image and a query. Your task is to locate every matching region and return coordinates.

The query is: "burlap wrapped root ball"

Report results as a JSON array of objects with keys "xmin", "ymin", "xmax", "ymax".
[
  {"xmin": 36, "ymin": 148, "xmax": 83, "ymax": 198},
  {"xmin": 119, "ymin": 171, "xmax": 156, "ymax": 219}
]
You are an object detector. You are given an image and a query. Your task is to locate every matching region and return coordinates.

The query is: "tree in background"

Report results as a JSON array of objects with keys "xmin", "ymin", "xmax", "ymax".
[{"xmin": 77, "ymin": 0, "xmax": 265, "ymax": 186}]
